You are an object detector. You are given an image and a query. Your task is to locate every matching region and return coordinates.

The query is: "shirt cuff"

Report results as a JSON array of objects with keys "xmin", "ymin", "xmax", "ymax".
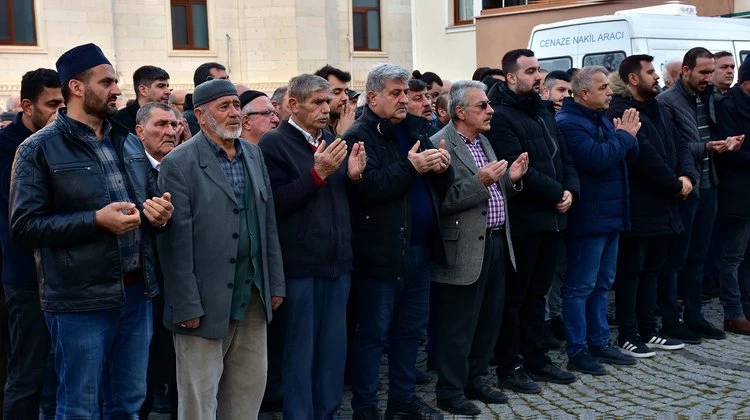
[{"xmin": 310, "ymin": 168, "xmax": 326, "ymax": 186}]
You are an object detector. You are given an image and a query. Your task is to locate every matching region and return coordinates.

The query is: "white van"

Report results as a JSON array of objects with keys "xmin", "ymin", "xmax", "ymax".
[{"xmin": 528, "ymin": 6, "xmax": 750, "ymax": 82}]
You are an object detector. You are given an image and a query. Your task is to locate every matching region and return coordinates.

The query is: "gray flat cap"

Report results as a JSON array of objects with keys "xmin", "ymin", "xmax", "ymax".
[{"xmin": 192, "ymin": 79, "xmax": 237, "ymax": 108}]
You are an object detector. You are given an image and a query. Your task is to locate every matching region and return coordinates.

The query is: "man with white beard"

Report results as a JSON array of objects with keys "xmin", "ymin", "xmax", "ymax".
[{"xmin": 157, "ymin": 79, "xmax": 285, "ymax": 419}]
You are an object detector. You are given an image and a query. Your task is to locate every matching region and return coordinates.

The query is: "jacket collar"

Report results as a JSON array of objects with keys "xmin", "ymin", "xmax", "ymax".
[
  {"xmin": 560, "ymin": 97, "xmax": 605, "ymax": 121},
  {"xmin": 729, "ymin": 84, "xmax": 750, "ymax": 119},
  {"xmin": 675, "ymin": 77, "xmax": 715, "ymax": 104},
  {"xmin": 1, "ymin": 112, "xmax": 34, "ymax": 145},
  {"xmin": 360, "ymin": 104, "xmax": 427, "ymax": 141},
  {"xmin": 54, "ymin": 108, "xmax": 130, "ymax": 144},
  {"xmin": 489, "ymin": 81, "xmax": 542, "ymax": 116}
]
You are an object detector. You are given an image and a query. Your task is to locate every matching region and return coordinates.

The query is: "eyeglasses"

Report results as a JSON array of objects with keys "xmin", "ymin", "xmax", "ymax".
[
  {"xmin": 244, "ymin": 110, "xmax": 280, "ymax": 118},
  {"xmin": 475, "ymin": 101, "xmax": 491, "ymax": 110}
]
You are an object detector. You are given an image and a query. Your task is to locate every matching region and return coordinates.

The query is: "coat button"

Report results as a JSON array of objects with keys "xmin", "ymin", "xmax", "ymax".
[
  {"xmin": 227, "ymin": 283, "xmax": 234, "ymax": 289},
  {"xmin": 479, "ymin": 236, "xmax": 484, "ymax": 240},
  {"xmin": 232, "ymin": 233, "xmax": 239, "ymax": 239},
  {"xmin": 230, "ymin": 258, "xmax": 236, "ymax": 264},
  {"xmin": 481, "ymin": 210, "xmax": 487, "ymax": 215},
  {"xmin": 233, "ymin": 208, "xmax": 239, "ymax": 214}
]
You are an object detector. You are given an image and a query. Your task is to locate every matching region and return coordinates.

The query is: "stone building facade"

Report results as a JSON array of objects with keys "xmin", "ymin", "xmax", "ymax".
[{"xmin": 0, "ymin": 0, "xmax": 413, "ymax": 100}]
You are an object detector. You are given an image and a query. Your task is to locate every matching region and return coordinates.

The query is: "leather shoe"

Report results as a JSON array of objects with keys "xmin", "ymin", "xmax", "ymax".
[
  {"xmin": 465, "ymin": 382, "xmax": 508, "ymax": 404},
  {"xmin": 353, "ymin": 407, "xmax": 383, "ymax": 420},
  {"xmin": 436, "ymin": 397, "xmax": 481, "ymax": 415},
  {"xmin": 687, "ymin": 319, "xmax": 726, "ymax": 340},
  {"xmin": 498, "ymin": 364, "xmax": 541, "ymax": 394},
  {"xmin": 725, "ymin": 317, "xmax": 750, "ymax": 335},
  {"xmin": 528, "ymin": 362, "xmax": 576, "ymax": 385},
  {"xmin": 385, "ymin": 396, "xmax": 443, "ymax": 420}
]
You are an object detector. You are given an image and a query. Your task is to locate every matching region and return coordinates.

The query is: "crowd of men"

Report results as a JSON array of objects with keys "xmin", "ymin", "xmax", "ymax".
[{"xmin": 0, "ymin": 40, "xmax": 749, "ymax": 420}]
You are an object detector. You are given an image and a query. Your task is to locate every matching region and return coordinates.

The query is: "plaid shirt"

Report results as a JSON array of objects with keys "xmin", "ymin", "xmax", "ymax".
[
  {"xmin": 458, "ymin": 131, "xmax": 505, "ymax": 228},
  {"xmin": 205, "ymin": 136, "xmax": 246, "ymax": 204},
  {"xmin": 76, "ymin": 119, "xmax": 141, "ymax": 273}
]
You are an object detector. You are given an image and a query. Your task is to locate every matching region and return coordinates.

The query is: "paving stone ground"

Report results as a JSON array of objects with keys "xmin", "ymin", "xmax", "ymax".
[{"xmin": 332, "ymin": 296, "xmax": 750, "ymax": 418}]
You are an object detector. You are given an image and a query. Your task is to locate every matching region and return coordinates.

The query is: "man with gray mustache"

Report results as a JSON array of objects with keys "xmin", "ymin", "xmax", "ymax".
[
  {"xmin": 156, "ymin": 79, "xmax": 285, "ymax": 419},
  {"xmin": 345, "ymin": 64, "xmax": 453, "ymax": 419}
]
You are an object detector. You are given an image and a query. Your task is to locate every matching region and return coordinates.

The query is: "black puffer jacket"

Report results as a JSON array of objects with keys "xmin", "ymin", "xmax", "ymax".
[
  {"xmin": 485, "ymin": 81, "xmax": 580, "ymax": 235},
  {"xmin": 10, "ymin": 110, "xmax": 162, "ymax": 312},
  {"xmin": 656, "ymin": 77, "xmax": 718, "ymax": 189},
  {"xmin": 715, "ymin": 85, "xmax": 750, "ymax": 219},
  {"xmin": 343, "ymin": 106, "xmax": 453, "ymax": 280},
  {"xmin": 606, "ymin": 74, "xmax": 696, "ymax": 236}
]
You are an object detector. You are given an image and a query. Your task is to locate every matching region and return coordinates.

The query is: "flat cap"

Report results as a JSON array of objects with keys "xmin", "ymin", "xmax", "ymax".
[
  {"xmin": 56, "ymin": 43, "xmax": 112, "ymax": 85},
  {"xmin": 192, "ymin": 79, "xmax": 237, "ymax": 108}
]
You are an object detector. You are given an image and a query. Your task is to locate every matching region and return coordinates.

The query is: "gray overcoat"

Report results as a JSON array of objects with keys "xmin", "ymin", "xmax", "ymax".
[{"xmin": 157, "ymin": 132, "xmax": 285, "ymax": 340}]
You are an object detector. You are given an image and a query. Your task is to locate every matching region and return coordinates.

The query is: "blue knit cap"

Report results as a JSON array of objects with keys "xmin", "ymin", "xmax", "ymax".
[{"xmin": 56, "ymin": 43, "xmax": 112, "ymax": 85}]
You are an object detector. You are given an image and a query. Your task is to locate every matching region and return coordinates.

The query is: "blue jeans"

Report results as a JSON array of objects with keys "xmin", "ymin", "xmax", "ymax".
[
  {"xmin": 4, "ymin": 284, "xmax": 57, "ymax": 420},
  {"xmin": 718, "ymin": 217, "xmax": 750, "ymax": 320},
  {"xmin": 282, "ymin": 274, "xmax": 350, "ymax": 419},
  {"xmin": 351, "ymin": 245, "xmax": 431, "ymax": 410},
  {"xmin": 563, "ymin": 233, "xmax": 619, "ymax": 358},
  {"xmin": 45, "ymin": 283, "xmax": 152, "ymax": 419}
]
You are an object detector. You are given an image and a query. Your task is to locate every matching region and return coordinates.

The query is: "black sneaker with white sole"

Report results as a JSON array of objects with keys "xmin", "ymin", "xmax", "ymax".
[
  {"xmin": 645, "ymin": 335, "xmax": 685, "ymax": 350},
  {"xmin": 618, "ymin": 340, "xmax": 656, "ymax": 358}
]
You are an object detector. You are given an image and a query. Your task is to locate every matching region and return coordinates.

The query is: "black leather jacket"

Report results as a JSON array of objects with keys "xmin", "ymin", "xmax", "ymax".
[{"xmin": 10, "ymin": 110, "xmax": 161, "ymax": 312}]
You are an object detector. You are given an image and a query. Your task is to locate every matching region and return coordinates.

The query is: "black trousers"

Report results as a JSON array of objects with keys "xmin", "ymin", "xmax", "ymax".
[
  {"xmin": 615, "ymin": 235, "xmax": 671, "ymax": 343},
  {"xmin": 141, "ymin": 287, "xmax": 177, "ymax": 418},
  {"xmin": 495, "ymin": 231, "xmax": 560, "ymax": 374},
  {"xmin": 4, "ymin": 284, "xmax": 55, "ymax": 419},
  {"xmin": 435, "ymin": 231, "xmax": 508, "ymax": 401}
]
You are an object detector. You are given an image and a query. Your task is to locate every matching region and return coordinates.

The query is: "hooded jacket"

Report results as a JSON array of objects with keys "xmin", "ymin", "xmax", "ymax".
[
  {"xmin": 556, "ymin": 97, "xmax": 638, "ymax": 237},
  {"xmin": 606, "ymin": 74, "xmax": 696, "ymax": 237},
  {"xmin": 485, "ymin": 81, "xmax": 580, "ymax": 235},
  {"xmin": 714, "ymin": 84, "xmax": 750, "ymax": 219}
]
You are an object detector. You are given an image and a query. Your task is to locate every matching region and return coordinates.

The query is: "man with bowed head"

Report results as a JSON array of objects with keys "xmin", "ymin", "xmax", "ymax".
[
  {"xmin": 10, "ymin": 43, "xmax": 173, "ymax": 418},
  {"xmin": 430, "ymin": 79, "xmax": 528, "ymax": 415},
  {"xmin": 345, "ymin": 63, "xmax": 453, "ymax": 419},
  {"xmin": 259, "ymin": 73, "xmax": 366, "ymax": 418},
  {"xmin": 157, "ymin": 79, "xmax": 284, "ymax": 419},
  {"xmin": 555, "ymin": 66, "xmax": 640, "ymax": 375},
  {"xmin": 486, "ymin": 49, "xmax": 580, "ymax": 394}
]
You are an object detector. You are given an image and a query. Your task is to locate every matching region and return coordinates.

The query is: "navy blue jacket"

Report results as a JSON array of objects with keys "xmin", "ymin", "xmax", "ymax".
[
  {"xmin": 258, "ymin": 120, "xmax": 353, "ymax": 278},
  {"xmin": 715, "ymin": 85, "xmax": 750, "ymax": 219},
  {"xmin": 0, "ymin": 113, "xmax": 35, "ymax": 286},
  {"xmin": 556, "ymin": 98, "xmax": 638, "ymax": 236}
]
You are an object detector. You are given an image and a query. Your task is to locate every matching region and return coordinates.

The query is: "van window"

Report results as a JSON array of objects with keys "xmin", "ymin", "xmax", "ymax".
[
  {"xmin": 583, "ymin": 51, "xmax": 626, "ymax": 72},
  {"xmin": 539, "ymin": 56, "xmax": 573, "ymax": 72}
]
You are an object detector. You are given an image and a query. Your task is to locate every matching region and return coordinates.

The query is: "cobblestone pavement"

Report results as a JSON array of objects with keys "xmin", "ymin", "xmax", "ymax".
[{"xmin": 334, "ymin": 296, "xmax": 750, "ymax": 418}]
